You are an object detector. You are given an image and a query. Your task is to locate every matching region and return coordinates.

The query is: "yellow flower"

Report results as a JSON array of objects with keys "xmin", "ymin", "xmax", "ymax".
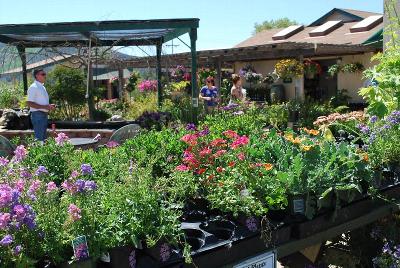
[
  {"xmin": 264, "ymin": 163, "xmax": 274, "ymax": 171},
  {"xmin": 292, "ymin": 137, "xmax": 302, "ymax": 144},
  {"xmin": 301, "ymin": 145, "xmax": 313, "ymax": 151},
  {"xmin": 284, "ymin": 133, "xmax": 294, "ymax": 142}
]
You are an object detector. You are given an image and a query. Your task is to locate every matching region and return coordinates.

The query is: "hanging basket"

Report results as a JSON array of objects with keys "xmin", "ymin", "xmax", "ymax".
[{"xmin": 282, "ymin": 77, "xmax": 292, "ymax": 84}]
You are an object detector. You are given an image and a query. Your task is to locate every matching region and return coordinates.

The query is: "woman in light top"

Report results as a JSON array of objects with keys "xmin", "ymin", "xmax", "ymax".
[
  {"xmin": 199, "ymin": 76, "xmax": 219, "ymax": 113},
  {"xmin": 229, "ymin": 74, "xmax": 246, "ymax": 105}
]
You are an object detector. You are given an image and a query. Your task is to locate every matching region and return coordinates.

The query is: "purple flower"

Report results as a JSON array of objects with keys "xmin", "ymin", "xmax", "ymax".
[
  {"xmin": 81, "ymin": 164, "xmax": 93, "ymax": 176},
  {"xmin": 0, "ymin": 185, "xmax": 13, "ymax": 208},
  {"xmin": 370, "ymin": 115, "xmax": 378, "ymax": 124},
  {"xmin": 84, "ymin": 180, "xmax": 97, "ymax": 192},
  {"xmin": 186, "ymin": 123, "xmax": 197, "ymax": 131},
  {"xmin": 20, "ymin": 169, "xmax": 32, "ymax": 179},
  {"xmin": 13, "ymin": 204, "xmax": 26, "ymax": 220},
  {"xmin": 13, "ymin": 145, "xmax": 27, "ymax": 162},
  {"xmin": 159, "ymin": 243, "xmax": 171, "ymax": 262},
  {"xmin": 0, "ymin": 234, "xmax": 13, "ymax": 246},
  {"xmin": 13, "ymin": 245, "xmax": 22, "ymax": 255},
  {"xmin": 357, "ymin": 124, "xmax": 370, "ymax": 134},
  {"xmin": 55, "ymin": 132, "xmax": 69, "ymax": 146},
  {"xmin": 383, "ymin": 242, "xmax": 392, "ymax": 254},
  {"xmin": 0, "ymin": 157, "xmax": 9, "ymax": 167},
  {"xmin": 198, "ymin": 126, "xmax": 210, "ymax": 137},
  {"xmin": 70, "ymin": 170, "xmax": 80, "ymax": 179},
  {"xmin": 35, "ymin": 166, "xmax": 49, "ymax": 176},
  {"xmin": 394, "ymin": 245, "xmax": 400, "ymax": 259},
  {"xmin": 75, "ymin": 180, "xmax": 86, "ymax": 193},
  {"xmin": 245, "ymin": 216, "xmax": 258, "ymax": 232}
]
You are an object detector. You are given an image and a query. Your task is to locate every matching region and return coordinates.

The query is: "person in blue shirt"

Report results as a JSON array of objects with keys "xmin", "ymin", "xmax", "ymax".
[{"xmin": 199, "ymin": 76, "xmax": 219, "ymax": 113}]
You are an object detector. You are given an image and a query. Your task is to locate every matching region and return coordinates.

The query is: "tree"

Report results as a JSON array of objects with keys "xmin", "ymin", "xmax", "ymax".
[{"xmin": 254, "ymin": 17, "xmax": 298, "ymax": 34}]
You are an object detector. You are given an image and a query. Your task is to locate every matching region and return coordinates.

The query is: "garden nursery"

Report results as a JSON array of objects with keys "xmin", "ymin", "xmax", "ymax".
[{"xmin": 1, "ymin": 42, "xmax": 400, "ymax": 268}]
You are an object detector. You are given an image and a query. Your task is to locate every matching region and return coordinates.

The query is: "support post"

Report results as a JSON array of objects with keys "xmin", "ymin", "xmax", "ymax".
[
  {"xmin": 17, "ymin": 45, "xmax": 28, "ymax": 95},
  {"xmin": 296, "ymin": 55, "xmax": 305, "ymax": 101},
  {"xmin": 190, "ymin": 28, "xmax": 198, "ymax": 123},
  {"xmin": 118, "ymin": 68, "xmax": 124, "ymax": 99},
  {"xmin": 156, "ymin": 42, "xmax": 163, "ymax": 107}
]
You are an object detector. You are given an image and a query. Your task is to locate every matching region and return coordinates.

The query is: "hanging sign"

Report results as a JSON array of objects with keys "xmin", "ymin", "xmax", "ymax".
[
  {"xmin": 233, "ymin": 250, "xmax": 276, "ymax": 268},
  {"xmin": 192, "ymin": 98, "xmax": 199, "ymax": 107}
]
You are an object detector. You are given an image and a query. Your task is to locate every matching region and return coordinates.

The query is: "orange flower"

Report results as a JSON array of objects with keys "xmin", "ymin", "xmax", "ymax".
[
  {"xmin": 264, "ymin": 163, "xmax": 274, "ymax": 171},
  {"xmin": 228, "ymin": 161, "xmax": 236, "ymax": 167},
  {"xmin": 292, "ymin": 137, "xmax": 302, "ymax": 144},
  {"xmin": 363, "ymin": 153, "xmax": 369, "ymax": 162},
  {"xmin": 197, "ymin": 168, "xmax": 206, "ymax": 175},
  {"xmin": 309, "ymin": 129, "xmax": 320, "ymax": 136},
  {"xmin": 207, "ymin": 174, "xmax": 215, "ymax": 181},
  {"xmin": 218, "ymin": 182, "xmax": 224, "ymax": 187}
]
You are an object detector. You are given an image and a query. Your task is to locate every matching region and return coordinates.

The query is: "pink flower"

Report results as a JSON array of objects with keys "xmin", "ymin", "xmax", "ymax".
[
  {"xmin": 68, "ymin": 204, "xmax": 82, "ymax": 221},
  {"xmin": 55, "ymin": 132, "xmax": 70, "ymax": 146},
  {"xmin": 230, "ymin": 136, "xmax": 249, "ymax": 149},
  {"xmin": 28, "ymin": 180, "xmax": 41, "ymax": 194},
  {"xmin": 138, "ymin": 80, "xmax": 157, "ymax": 92},
  {"xmin": 70, "ymin": 170, "xmax": 79, "ymax": 179},
  {"xmin": 13, "ymin": 205, "xmax": 26, "ymax": 220},
  {"xmin": 237, "ymin": 152, "xmax": 246, "ymax": 161},
  {"xmin": 181, "ymin": 134, "xmax": 198, "ymax": 146},
  {"xmin": 213, "ymin": 150, "xmax": 227, "ymax": 158},
  {"xmin": 0, "ymin": 213, "xmax": 11, "ymax": 229},
  {"xmin": 0, "ymin": 185, "xmax": 12, "ymax": 208},
  {"xmin": 15, "ymin": 179, "xmax": 25, "ymax": 192},
  {"xmin": 13, "ymin": 145, "xmax": 27, "ymax": 162},
  {"xmin": 62, "ymin": 180, "xmax": 76, "ymax": 194},
  {"xmin": 46, "ymin": 182, "xmax": 57, "ymax": 193},
  {"xmin": 176, "ymin": 165, "xmax": 190, "ymax": 171},
  {"xmin": 0, "ymin": 157, "xmax": 9, "ymax": 167}
]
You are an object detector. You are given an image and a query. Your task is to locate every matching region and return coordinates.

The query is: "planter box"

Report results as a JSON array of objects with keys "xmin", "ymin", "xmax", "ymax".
[
  {"xmin": 109, "ymin": 246, "xmax": 137, "ymax": 268},
  {"xmin": 59, "ymin": 258, "xmax": 95, "ymax": 268}
]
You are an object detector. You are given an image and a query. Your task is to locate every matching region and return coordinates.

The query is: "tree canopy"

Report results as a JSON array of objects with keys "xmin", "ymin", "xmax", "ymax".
[{"xmin": 254, "ymin": 17, "xmax": 298, "ymax": 34}]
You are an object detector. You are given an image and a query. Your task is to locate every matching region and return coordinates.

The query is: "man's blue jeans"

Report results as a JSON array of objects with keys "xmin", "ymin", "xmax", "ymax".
[{"xmin": 31, "ymin": 111, "xmax": 48, "ymax": 141}]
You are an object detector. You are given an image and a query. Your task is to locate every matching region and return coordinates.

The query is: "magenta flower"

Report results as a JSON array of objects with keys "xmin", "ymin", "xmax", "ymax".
[
  {"xmin": 68, "ymin": 204, "xmax": 82, "ymax": 221},
  {"xmin": 55, "ymin": 132, "xmax": 70, "ymax": 146},
  {"xmin": 13, "ymin": 205, "xmax": 26, "ymax": 220},
  {"xmin": 15, "ymin": 179, "xmax": 25, "ymax": 192},
  {"xmin": 138, "ymin": 80, "xmax": 157, "ymax": 92},
  {"xmin": 13, "ymin": 245, "xmax": 22, "ymax": 255},
  {"xmin": 0, "ymin": 157, "xmax": 9, "ymax": 167},
  {"xmin": 46, "ymin": 182, "xmax": 57, "ymax": 193},
  {"xmin": 70, "ymin": 170, "xmax": 80, "ymax": 179},
  {"xmin": 176, "ymin": 165, "xmax": 189, "ymax": 171},
  {"xmin": 106, "ymin": 141, "xmax": 119, "ymax": 148},
  {"xmin": 0, "ymin": 185, "xmax": 13, "ymax": 208},
  {"xmin": 13, "ymin": 145, "xmax": 27, "ymax": 162}
]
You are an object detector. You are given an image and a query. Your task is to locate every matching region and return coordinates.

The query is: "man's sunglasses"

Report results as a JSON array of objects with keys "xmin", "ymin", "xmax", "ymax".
[{"xmin": 38, "ymin": 73, "xmax": 47, "ymax": 76}]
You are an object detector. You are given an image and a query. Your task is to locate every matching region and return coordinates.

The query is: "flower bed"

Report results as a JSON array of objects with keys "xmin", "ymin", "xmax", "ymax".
[{"xmin": 0, "ymin": 105, "xmax": 399, "ymax": 267}]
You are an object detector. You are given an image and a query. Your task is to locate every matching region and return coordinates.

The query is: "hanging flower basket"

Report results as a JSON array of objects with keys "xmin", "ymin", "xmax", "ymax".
[
  {"xmin": 303, "ymin": 59, "xmax": 322, "ymax": 79},
  {"xmin": 275, "ymin": 59, "xmax": 304, "ymax": 82}
]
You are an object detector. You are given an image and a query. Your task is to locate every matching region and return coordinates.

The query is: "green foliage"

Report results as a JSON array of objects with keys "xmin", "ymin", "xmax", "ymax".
[
  {"xmin": 0, "ymin": 82, "xmax": 24, "ymax": 109},
  {"xmin": 254, "ymin": 17, "xmax": 298, "ymax": 34},
  {"xmin": 124, "ymin": 92, "xmax": 158, "ymax": 119},
  {"xmin": 46, "ymin": 66, "xmax": 87, "ymax": 120}
]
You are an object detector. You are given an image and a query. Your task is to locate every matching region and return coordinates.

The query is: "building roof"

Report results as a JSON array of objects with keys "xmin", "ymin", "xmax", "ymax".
[
  {"xmin": 0, "ymin": 18, "xmax": 199, "ymax": 47},
  {"xmin": 93, "ymin": 69, "xmax": 132, "ymax": 81},
  {"xmin": 1, "ymin": 55, "xmax": 72, "ymax": 75},
  {"xmin": 235, "ymin": 20, "xmax": 383, "ymax": 48},
  {"xmin": 309, "ymin": 8, "xmax": 381, "ymax": 26}
]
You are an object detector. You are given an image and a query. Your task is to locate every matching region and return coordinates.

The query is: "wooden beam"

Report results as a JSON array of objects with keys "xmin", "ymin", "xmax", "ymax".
[
  {"xmin": 0, "ymin": 19, "xmax": 199, "ymax": 35},
  {"xmin": 156, "ymin": 43, "xmax": 162, "ymax": 107}
]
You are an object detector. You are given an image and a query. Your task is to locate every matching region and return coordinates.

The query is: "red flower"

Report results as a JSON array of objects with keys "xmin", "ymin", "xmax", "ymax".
[
  {"xmin": 208, "ymin": 174, "xmax": 215, "ymax": 181},
  {"xmin": 210, "ymin": 138, "xmax": 226, "ymax": 147},
  {"xmin": 228, "ymin": 161, "xmax": 236, "ymax": 167},
  {"xmin": 197, "ymin": 168, "xmax": 206, "ymax": 175},
  {"xmin": 223, "ymin": 130, "xmax": 239, "ymax": 139},
  {"xmin": 216, "ymin": 167, "xmax": 225, "ymax": 173}
]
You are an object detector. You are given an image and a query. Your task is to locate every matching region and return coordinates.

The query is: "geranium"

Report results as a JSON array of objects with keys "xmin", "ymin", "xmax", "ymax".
[
  {"xmin": 176, "ymin": 165, "xmax": 189, "ymax": 172},
  {"xmin": 223, "ymin": 130, "xmax": 239, "ymax": 139},
  {"xmin": 181, "ymin": 134, "xmax": 198, "ymax": 146},
  {"xmin": 230, "ymin": 136, "xmax": 249, "ymax": 149}
]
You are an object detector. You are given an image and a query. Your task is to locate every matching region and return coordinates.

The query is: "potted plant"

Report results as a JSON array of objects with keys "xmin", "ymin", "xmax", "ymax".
[
  {"xmin": 274, "ymin": 59, "xmax": 304, "ymax": 83},
  {"xmin": 303, "ymin": 59, "xmax": 322, "ymax": 79}
]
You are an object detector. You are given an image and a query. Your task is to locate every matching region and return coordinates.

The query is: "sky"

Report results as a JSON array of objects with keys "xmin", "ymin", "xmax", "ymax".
[{"xmin": 0, "ymin": 0, "xmax": 384, "ymax": 56}]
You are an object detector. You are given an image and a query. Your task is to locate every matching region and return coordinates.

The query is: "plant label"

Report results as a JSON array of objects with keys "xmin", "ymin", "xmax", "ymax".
[
  {"xmin": 192, "ymin": 98, "xmax": 199, "ymax": 107},
  {"xmin": 233, "ymin": 250, "xmax": 276, "ymax": 268},
  {"xmin": 293, "ymin": 199, "xmax": 305, "ymax": 214},
  {"xmin": 72, "ymin": 235, "xmax": 89, "ymax": 261}
]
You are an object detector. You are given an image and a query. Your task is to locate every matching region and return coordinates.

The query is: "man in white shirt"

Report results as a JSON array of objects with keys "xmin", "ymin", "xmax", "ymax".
[{"xmin": 27, "ymin": 69, "xmax": 56, "ymax": 141}]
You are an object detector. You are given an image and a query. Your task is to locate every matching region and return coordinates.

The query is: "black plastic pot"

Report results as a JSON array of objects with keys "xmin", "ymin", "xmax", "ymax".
[
  {"xmin": 59, "ymin": 258, "xmax": 95, "ymax": 268},
  {"xmin": 182, "ymin": 228, "xmax": 206, "ymax": 251},
  {"xmin": 235, "ymin": 214, "xmax": 261, "ymax": 232},
  {"xmin": 108, "ymin": 246, "xmax": 136, "ymax": 268},
  {"xmin": 181, "ymin": 209, "xmax": 208, "ymax": 223},
  {"xmin": 267, "ymin": 208, "xmax": 288, "ymax": 222},
  {"xmin": 199, "ymin": 219, "xmax": 236, "ymax": 240},
  {"xmin": 144, "ymin": 241, "xmax": 174, "ymax": 263}
]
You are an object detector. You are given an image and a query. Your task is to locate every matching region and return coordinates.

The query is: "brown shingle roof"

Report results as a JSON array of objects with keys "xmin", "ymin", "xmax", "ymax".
[
  {"xmin": 340, "ymin": 8, "xmax": 381, "ymax": 19},
  {"xmin": 235, "ymin": 21, "xmax": 383, "ymax": 48}
]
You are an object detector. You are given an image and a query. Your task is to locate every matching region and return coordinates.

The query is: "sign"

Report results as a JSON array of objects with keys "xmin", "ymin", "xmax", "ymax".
[
  {"xmin": 233, "ymin": 250, "xmax": 276, "ymax": 268},
  {"xmin": 72, "ymin": 235, "xmax": 89, "ymax": 260}
]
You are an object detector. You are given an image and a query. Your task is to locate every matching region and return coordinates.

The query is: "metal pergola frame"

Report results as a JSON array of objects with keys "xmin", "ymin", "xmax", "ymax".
[{"xmin": 0, "ymin": 18, "xmax": 200, "ymax": 121}]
